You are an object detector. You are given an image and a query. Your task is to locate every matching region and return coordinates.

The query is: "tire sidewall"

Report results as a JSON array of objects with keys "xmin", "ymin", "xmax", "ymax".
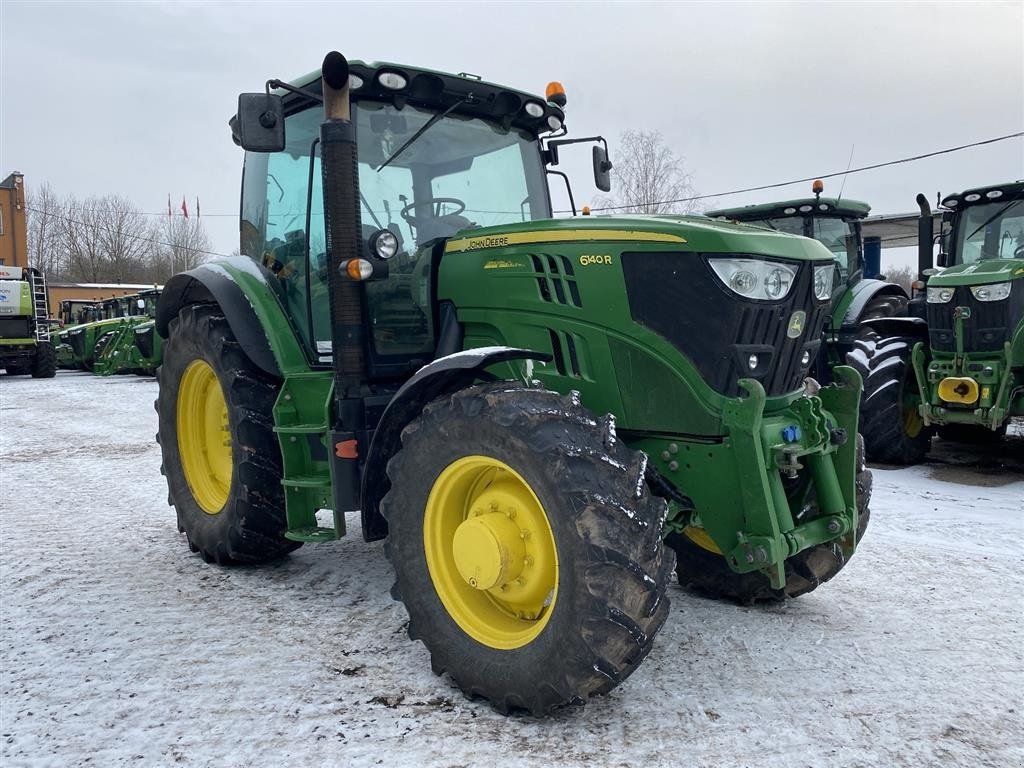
[
  {"xmin": 387, "ymin": 415, "xmax": 599, "ymax": 691},
  {"xmin": 158, "ymin": 311, "xmax": 239, "ymax": 549}
]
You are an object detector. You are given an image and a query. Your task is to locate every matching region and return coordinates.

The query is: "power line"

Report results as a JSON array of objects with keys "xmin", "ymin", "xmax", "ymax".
[
  {"xmin": 573, "ymin": 130, "xmax": 1024, "ymax": 213},
  {"xmin": 25, "ymin": 205, "xmax": 232, "ymax": 259}
]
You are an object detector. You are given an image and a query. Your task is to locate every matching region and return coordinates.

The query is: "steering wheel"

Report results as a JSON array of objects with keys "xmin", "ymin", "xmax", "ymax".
[{"xmin": 400, "ymin": 197, "xmax": 467, "ymax": 228}]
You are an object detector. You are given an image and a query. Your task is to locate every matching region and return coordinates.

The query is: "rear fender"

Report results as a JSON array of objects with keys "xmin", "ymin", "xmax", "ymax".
[
  {"xmin": 839, "ymin": 279, "xmax": 908, "ymax": 332},
  {"xmin": 860, "ymin": 316, "xmax": 929, "ymax": 341},
  {"xmin": 360, "ymin": 347, "xmax": 552, "ymax": 541}
]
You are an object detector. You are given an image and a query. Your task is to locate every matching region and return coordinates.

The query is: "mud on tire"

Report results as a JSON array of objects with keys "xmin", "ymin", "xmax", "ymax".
[
  {"xmin": 847, "ymin": 337, "xmax": 930, "ymax": 464},
  {"xmin": 156, "ymin": 304, "xmax": 300, "ymax": 564},
  {"xmin": 381, "ymin": 381, "xmax": 675, "ymax": 716},
  {"xmin": 667, "ymin": 435, "xmax": 872, "ymax": 604}
]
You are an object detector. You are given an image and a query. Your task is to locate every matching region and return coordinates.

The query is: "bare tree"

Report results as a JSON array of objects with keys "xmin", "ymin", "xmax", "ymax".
[
  {"xmin": 883, "ymin": 265, "xmax": 915, "ymax": 294},
  {"xmin": 148, "ymin": 216, "xmax": 211, "ymax": 283},
  {"xmin": 596, "ymin": 130, "xmax": 698, "ymax": 214},
  {"xmin": 26, "ymin": 182, "xmax": 66, "ymax": 278},
  {"xmin": 96, "ymin": 195, "xmax": 152, "ymax": 283},
  {"xmin": 62, "ymin": 196, "xmax": 110, "ymax": 282}
]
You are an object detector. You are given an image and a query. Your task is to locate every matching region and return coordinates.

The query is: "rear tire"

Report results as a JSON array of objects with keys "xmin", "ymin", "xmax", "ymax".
[
  {"xmin": 667, "ymin": 435, "xmax": 872, "ymax": 604},
  {"xmin": 30, "ymin": 342, "xmax": 57, "ymax": 378},
  {"xmin": 855, "ymin": 293, "xmax": 909, "ymax": 342},
  {"xmin": 156, "ymin": 304, "xmax": 300, "ymax": 564},
  {"xmin": 847, "ymin": 337, "xmax": 930, "ymax": 464},
  {"xmin": 382, "ymin": 382, "xmax": 674, "ymax": 715}
]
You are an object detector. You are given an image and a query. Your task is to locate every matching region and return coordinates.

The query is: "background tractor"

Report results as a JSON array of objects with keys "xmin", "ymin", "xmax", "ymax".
[
  {"xmin": 708, "ymin": 186, "xmax": 926, "ymax": 463},
  {"xmin": 850, "ymin": 181, "xmax": 1024, "ymax": 454},
  {"xmin": 155, "ymin": 52, "xmax": 870, "ymax": 715},
  {"xmin": 58, "ymin": 294, "xmax": 145, "ymax": 371},
  {"xmin": 0, "ymin": 265, "xmax": 56, "ymax": 378},
  {"xmin": 93, "ymin": 288, "xmax": 163, "ymax": 376}
]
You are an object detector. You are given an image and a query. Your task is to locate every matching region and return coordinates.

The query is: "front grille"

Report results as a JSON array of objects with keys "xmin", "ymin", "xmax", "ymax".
[
  {"xmin": 0, "ymin": 317, "xmax": 32, "ymax": 339},
  {"xmin": 68, "ymin": 330, "xmax": 86, "ymax": 357},
  {"xmin": 621, "ymin": 252, "xmax": 828, "ymax": 397},
  {"xmin": 927, "ymin": 282, "xmax": 1024, "ymax": 352},
  {"xmin": 134, "ymin": 326, "xmax": 154, "ymax": 358}
]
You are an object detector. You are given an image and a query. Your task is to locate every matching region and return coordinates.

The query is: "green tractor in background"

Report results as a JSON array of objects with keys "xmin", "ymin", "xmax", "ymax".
[
  {"xmin": 708, "ymin": 184, "xmax": 919, "ymax": 463},
  {"xmin": 155, "ymin": 52, "xmax": 870, "ymax": 715},
  {"xmin": 850, "ymin": 181, "xmax": 1023, "ymax": 455},
  {"xmin": 55, "ymin": 299, "xmax": 100, "ymax": 368},
  {"xmin": 0, "ymin": 265, "xmax": 56, "ymax": 378},
  {"xmin": 93, "ymin": 288, "xmax": 163, "ymax": 376},
  {"xmin": 58, "ymin": 294, "xmax": 140, "ymax": 371}
]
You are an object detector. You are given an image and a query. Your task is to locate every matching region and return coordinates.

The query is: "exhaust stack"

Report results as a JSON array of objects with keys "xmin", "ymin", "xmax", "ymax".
[{"xmin": 916, "ymin": 193, "xmax": 933, "ymax": 280}]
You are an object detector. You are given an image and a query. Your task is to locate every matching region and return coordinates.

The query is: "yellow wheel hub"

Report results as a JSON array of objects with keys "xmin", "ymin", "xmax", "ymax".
[
  {"xmin": 683, "ymin": 525, "xmax": 721, "ymax": 554},
  {"xmin": 423, "ymin": 456, "xmax": 558, "ymax": 650},
  {"xmin": 177, "ymin": 359, "xmax": 232, "ymax": 515},
  {"xmin": 903, "ymin": 405, "xmax": 924, "ymax": 439}
]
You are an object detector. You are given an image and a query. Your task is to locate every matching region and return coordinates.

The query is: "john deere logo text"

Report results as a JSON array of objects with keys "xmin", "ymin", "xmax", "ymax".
[
  {"xmin": 465, "ymin": 235, "xmax": 510, "ymax": 250},
  {"xmin": 787, "ymin": 311, "xmax": 806, "ymax": 339},
  {"xmin": 579, "ymin": 254, "xmax": 612, "ymax": 266}
]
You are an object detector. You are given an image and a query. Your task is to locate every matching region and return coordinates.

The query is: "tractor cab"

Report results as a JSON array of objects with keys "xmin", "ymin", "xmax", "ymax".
[
  {"xmin": 231, "ymin": 61, "xmax": 606, "ymax": 377},
  {"xmin": 59, "ymin": 299, "xmax": 99, "ymax": 328},
  {"xmin": 935, "ymin": 181, "xmax": 1024, "ymax": 269}
]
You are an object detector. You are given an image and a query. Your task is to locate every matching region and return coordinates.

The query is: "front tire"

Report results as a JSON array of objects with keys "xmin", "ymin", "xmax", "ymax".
[
  {"xmin": 667, "ymin": 435, "xmax": 872, "ymax": 604},
  {"xmin": 156, "ymin": 304, "xmax": 300, "ymax": 564},
  {"xmin": 382, "ymin": 382, "xmax": 675, "ymax": 716},
  {"xmin": 31, "ymin": 342, "xmax": 57, "ymax": 378},
  {"xmin": 847, "ymin": 337, "xmax": 931, "ymax": 464}
]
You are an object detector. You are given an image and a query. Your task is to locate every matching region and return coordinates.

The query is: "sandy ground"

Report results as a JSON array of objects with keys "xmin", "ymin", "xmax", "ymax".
[{"xmin": 1, "ymin": 371, "xmax": 1021, "ymax": 768}]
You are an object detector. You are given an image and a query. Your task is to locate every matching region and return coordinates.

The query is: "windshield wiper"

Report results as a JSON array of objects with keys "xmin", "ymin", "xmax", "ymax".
[
  {"xmin": 964, "ymin": 199, "xmax": 1019, "ymax": 243},
  {"xmin": 377, "ymin": 95, "xmax": 471, "ymax": 172}
]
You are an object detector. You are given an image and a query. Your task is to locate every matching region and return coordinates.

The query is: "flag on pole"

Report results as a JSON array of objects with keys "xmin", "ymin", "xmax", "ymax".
[
  {"xmin": 196, "ymin": 197, "xmax": 201, "ymax": 219},
  {"xmin": 181, "ymin": 196, "xmax": 189, "ymax": 219},
  {"xmin": 167, "ymin": 194, "xmax": 172, "ymax": 218}
]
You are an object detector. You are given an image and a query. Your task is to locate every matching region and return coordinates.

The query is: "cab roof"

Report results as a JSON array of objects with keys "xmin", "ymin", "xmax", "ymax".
[{"xmin": 707, "ymin": 197, "xmax": 871, "ymax": 221}]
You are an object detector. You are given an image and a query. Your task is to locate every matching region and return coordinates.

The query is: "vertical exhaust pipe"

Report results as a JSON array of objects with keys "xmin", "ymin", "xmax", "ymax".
[
  {"xmin": 320, "ymin": 51, "xmax": 364, "ymax": 511},
  {"xmin": 916, "ymin": 193, "xmax": 933, "ymax": 280}
]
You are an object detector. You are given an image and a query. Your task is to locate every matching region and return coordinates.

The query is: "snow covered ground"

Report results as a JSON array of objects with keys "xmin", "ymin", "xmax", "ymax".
[{"xmin": 1, "ymin": 372, "xmax": 1021, "ymax": 768}]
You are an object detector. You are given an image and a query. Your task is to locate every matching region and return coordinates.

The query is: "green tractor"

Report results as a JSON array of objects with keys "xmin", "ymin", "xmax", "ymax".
[
  {"xmin": 93, "ymin": 288, "xmax": 163, "ymax": 376},
  {"xmin": 55, "ymin": 299, "xmax": 100, "ymax": 368},
  {"xmin": 156, "ymin": 52, "xmax": 871, "ymax": 715},
  {"xmin": 851, "ymin": 181, "xmax": 1024, "ymax": 454},
  {"xmin": 0, "ymin": 265, "xmax": 56, "ymax": 378},
  {"xmin": 707, "ymin": 184, "xmax": 914, "ymax": 461},
  {"xmin": 60, "ymin": 294, "xmax": 137, "ymax": 371}
]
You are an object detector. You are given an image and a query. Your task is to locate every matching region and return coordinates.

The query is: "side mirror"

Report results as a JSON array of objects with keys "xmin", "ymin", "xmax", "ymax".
[
  {"xmin": 137, "ymin": 298, "xmax": 146, "ymax": 310},
  {"xmin": 592, "ymin": 145, "xmax": 612, "ymax": 192},
  {"xmin": 236, "ymin": 93, "xmax": 285, "ymax": 152},
  {"xmin": 936, "ymin": 251, "xmax": 949, "ymax": 268}
]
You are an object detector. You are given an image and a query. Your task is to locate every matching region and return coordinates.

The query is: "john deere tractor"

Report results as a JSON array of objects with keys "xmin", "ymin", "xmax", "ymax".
[
  {"xmin": 94, "ymin": 288, "xmax": 163, "ymax": 376},
  {"xmin": 0, "ymin": 265, "xmax": 56, "ymax": 378},
  {"xmin": 59, "ymin": 294, "xmax": 138, "ymax": 371},
  {"xmin": 156, "ymin": 52, "xmax": 870, "ymax": 715},
  {"xmin": 851, "ymin": 181, "xmax": 1024, "ymax": 454}
]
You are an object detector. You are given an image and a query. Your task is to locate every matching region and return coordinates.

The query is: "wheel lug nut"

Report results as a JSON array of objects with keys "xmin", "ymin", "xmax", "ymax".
[
  {"xmin": 524, "ymin": 556, "xmax": 534, "ymax": 566},
  {"xmin": 489, "ymin": 502, "xmax": 499, "ymax": 512},
  {"xmin": 519, "ymin": 530, "xmax": 530, "ymax": 540},
  {"xmin": 515, "ymin": 577, "xmax": 526, "ymax": 587}
]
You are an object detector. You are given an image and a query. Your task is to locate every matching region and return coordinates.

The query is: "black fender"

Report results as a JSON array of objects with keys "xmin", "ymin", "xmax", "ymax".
[
  {"xmin": 860, "ymin": 316, "xmax": 929, "ymax": 341},
  {"xmin": 840, "ymin": 279, "xmax": 909, "ymax": 332},
  {"xmin": 155, "ymin": 258, "xmax": 283, "ymax": 378},
  {"xmin": 360, "ymin": 346, "xmax": 553, "ymax": 542}
]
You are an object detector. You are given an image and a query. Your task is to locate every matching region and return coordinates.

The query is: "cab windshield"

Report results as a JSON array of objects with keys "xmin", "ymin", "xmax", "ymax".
[
  {"xmin": 240, "ymin": 100, "xmax": 549, "ymax": 366},
  {"xmin": 955, "ymin": 199, "xmax": 1024, "ymax": 264},
  {"xmin": 759, "ymin": 215, "xmax": 858, "ymax": 277}
]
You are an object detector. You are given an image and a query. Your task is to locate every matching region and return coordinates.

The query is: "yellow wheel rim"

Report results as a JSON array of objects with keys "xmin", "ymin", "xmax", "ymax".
[
  {"xmin": 903, "ymin": 405, "xmax": 924, "ymax": 439},
  {"xmin": 683, "ymin": 526, "xmax": 721, "ymax": 554},
  {"xmin": 423, "ymin": 456, "xmax": 558, "ymax": 650},
  {"xmin": 177, "ymin": 359, "xmax": 232, "ymax": 515}
]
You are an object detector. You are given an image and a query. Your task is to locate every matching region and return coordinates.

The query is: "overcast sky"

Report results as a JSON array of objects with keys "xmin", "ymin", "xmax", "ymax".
[{"xmin": 2, "ymin": 1, "xmax": 1022, "ymax": 271}]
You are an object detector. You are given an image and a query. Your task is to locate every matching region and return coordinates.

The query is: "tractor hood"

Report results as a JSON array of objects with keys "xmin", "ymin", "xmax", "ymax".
[
  {"xmin": 928, "ymin": 258, "xmax": 1024, "ymax": 287},
  {"xmin": 444, "ymin": 214, "xmax": 836, "ymax": 262}
]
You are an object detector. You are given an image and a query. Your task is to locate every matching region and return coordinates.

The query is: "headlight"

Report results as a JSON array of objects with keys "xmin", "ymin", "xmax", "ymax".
[
  {"xmin": 369, "ymin": 228, "xmax": 399, "ymax": 260},
  {"xmin": 970, "ymin": 282, "xmax": 1011, "ymax": 302},
  {"xmin": 709, "ymin": 258, "xmax": 797, "ymax": 301},
  {"xmin": 927, "ymin": 286, "xmax": 954, "ymax": 303},
  {"xmin": 813, "ymin": 264, "xmax": 835, "ymax": 301}
]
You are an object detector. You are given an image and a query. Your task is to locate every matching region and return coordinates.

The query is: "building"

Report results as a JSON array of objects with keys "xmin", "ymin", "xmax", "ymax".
[{"xmin": 0, "ymin": 172, "xmax": 28, "ymax": 268}]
